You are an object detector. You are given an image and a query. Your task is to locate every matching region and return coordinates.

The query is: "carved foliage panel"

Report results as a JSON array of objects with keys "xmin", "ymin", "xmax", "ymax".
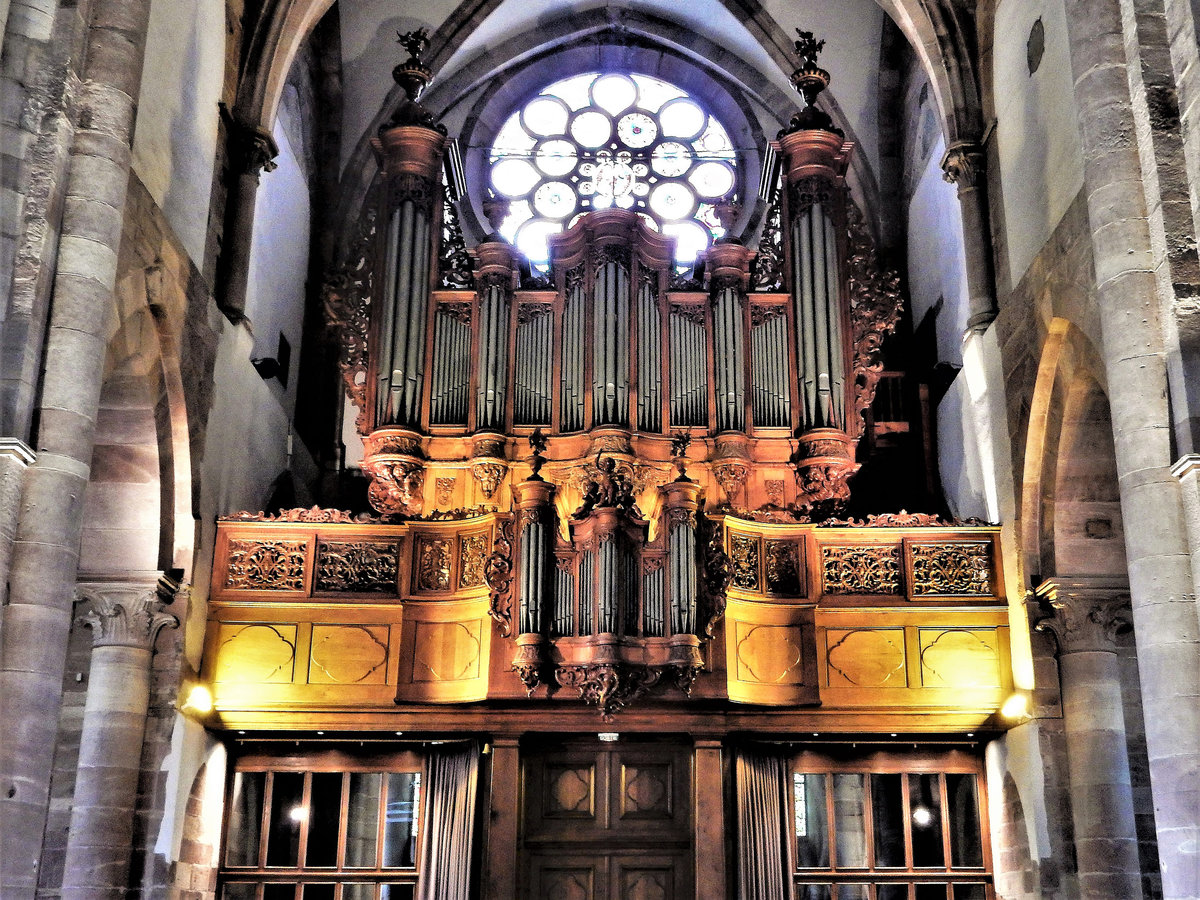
[
  {"xmin": 907, "ymin": 541, "xmax": 994, "ymax": 597},
  {"xmin": 821, "ymin": 544, "xmax": 902, "ymax": 595},
  {"xmin": 314, "ymin": 540, "xmax": 400, "ymax": 593},
  {"xmin": 225, "ymin": 539, "xmax": 309, "ymax": 592},
  {"xmin": 412, "ymin": 529, "xmax": 493, "ymax": 594},
  {"xmin": 729, "ymin": 533, "xmax": 761, "ymax": 592}
]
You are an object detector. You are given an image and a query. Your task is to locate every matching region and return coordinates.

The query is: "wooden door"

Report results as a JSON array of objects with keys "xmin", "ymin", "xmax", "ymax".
[{"xmin": 521, "ymin": 739, "xmax": 693, "ymax": 900}]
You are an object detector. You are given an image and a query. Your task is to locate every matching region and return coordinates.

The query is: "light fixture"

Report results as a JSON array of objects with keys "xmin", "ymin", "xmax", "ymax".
[
  {"xmin": 598, "ymin": 732, "xmax": 619, "ymax": 742},
  {"xmin": 180, "ymin": 683, "xmax": 213, "ymax": 716},
  {"xmin": 911, "ymin": 805, "xmax": 934, "ymax": 828},
  {"xmin": 1000, "ymin": 693, "xmax": 1030, "ymax": 721},
  {"xmin": 289, "ymin": 805, "xmax": 309, "ymax": 823}
]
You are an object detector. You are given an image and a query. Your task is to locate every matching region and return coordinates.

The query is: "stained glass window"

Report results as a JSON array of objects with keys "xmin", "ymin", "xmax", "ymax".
[{"xmin": 489, "ymin": 72, "xmax": 738, "ymax": 268}]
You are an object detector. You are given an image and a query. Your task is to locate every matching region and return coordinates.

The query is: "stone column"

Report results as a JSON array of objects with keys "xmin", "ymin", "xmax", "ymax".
[
  {"xmin": 61, "ymin": 580, "xmax": 178, "ymax": 900},
  {"xmin": 0, "ymin": 438, "xmax": 33, "ymax": 612},
  {"xmin": 940, "ymin": 141, "xmax": 998, "ymax": 332},
  {"xmin": 215, "ymin": 119, "xmax": 278, "ymax": 321},
  {"xmin": 1061, "ymin": 1, "xmax": 1200, "ymax": 894},
  {"xmin": 0, "ymin": 1, "xmax": 156, "ymax": 895},
  {"xmin": 1034, "ymin": 578, "xmax": 1143, "ymax": 899}
]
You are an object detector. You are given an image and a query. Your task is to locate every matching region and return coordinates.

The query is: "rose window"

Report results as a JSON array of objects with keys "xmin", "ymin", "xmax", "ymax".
[{"xmin": 489, "ymin": 72, "xmax": 738, "ymax": 268}]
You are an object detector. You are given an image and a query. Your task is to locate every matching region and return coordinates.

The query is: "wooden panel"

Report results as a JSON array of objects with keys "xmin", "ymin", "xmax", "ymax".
[
  {"xmin": 824, "ymin": 628, "xmax": 907, "ymax": 687},
  {"xmin": 904, "ymin": 538, "xmax": 996, "ymax": 598},
  {"xmin": 545, "ymin": 764, "xmax": 598, "ymax": 819},
  {"xmin": 212, "ymin": 623, "xmax": 297, "ymax": 683},
  {"xmin": 919, "ymin": 628, "xmax": 1002, "ymax": 688},
  {"xmin": 724, "ymin": 598, "xmax": 819, "ymax": 704},
  {"xmin": 395, "ymin": 598, "xmax": 492, "ymax": 702},
  {"xmin": 527, "ymin": 857, "xmax": 600, "ymax": 900},
  {"xmin": 613, "ymin": 857, "xmax": 679, "ymax": 900},
  {"xmin": 307, "ymin": 624, "xmax": 389, "ymax": 684},
  {"xmin": 619, "ymin": 763, "xmax": 673, "ymax": 820}
]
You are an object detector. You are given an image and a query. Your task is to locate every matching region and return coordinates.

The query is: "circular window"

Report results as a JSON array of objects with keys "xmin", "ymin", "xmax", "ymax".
[{"xmin": 489, "ymin": 72, "xmax": 738, "ymax": 267}]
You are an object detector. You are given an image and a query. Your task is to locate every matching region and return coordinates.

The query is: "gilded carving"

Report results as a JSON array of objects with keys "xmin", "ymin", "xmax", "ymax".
[
  {"xmin": 416, "ymin": 537, "xmax": 453, "ymax": 591},
  {"xmin": 730, "ymin": 533, "xmax": 761, "ymax": 591},
  {"xmin": 713, "ymin": 461, "xmax": 750, "ymax": 505},
  {"xmin": 846, "ymin": 204, "xmax": 903, "ymax": 429},
  {"xmin": 322, "ymin": 189, "xmax": 377, "ymax": 434},
  {"xmin": 764, "ymin": 479, "xmax": 786, "ymax": 508},
  {"xmin": 314, "ymin": 540, "xmax": 399, "ymax": 593},
  {"xmin": 459, "ymin": 533, "xmax": 488, "ymax": 588},
  {"xmin": 225, "ymin": 540, "xmax": 308, "ymax": 591},
  {"xmin": 438, "ymin": 184, "xmax": 474, "ymax": 289},
  {"xmin": 555, "ymin": 663, "xmax": 663, "ymax": 718},
  {"xmin": 822, "ymin": 545, "xmax": 902, "ymax": 594},
  {"xmin": 472, "ymin": 461, "xmax": 506, "ymax": 499},
  {"xmin": 435, "ymin": 476, "xmax": 456, "ymax": 507},
  {"xmin": 221, "ymin": 506, "xmax": 359, "ymax": 523},
  {"xmin": 486, "ymin": 517, "xmax": 516, "ymax": 636},
  {"xmin": 910, "ymin": 542, "xmax": 992, "ymax": 596},
  {"xmin": 750, "ymin": 198, "xmax": 784, "ymax": 292},
  {"xmin": 765, "ymin": 540, "xmax": 802, "ymax": 595},
  {"xmin": 702, "ymin": 519, "xmax": 732, "ymax": 637},
  {"xmin": 670, "ymin": 303, "xmax": 706, "ymax": 325},
  {"xmin": 363, "ymin": 458, "xmax": 425, "ymax": 517}
]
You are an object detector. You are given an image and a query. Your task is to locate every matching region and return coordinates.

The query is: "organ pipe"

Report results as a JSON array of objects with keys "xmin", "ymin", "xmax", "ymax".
[
  {"xmin": 473, "ymin": 240, "xmax": 516, "ymax": 430},
  {"xmin": 637, "ymin": 281, "xmax": 661, "ymax": 431}
]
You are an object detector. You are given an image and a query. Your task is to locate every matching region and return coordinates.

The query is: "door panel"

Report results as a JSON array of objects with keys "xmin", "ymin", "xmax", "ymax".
[{"xmin": 522, "ymin": 740, "xmax": 693, "ymax": 900}]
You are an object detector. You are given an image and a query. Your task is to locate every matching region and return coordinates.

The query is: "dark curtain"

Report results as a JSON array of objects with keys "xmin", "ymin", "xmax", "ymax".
[
  {"xmin": 735, "ymin": 748, "xmax": 794, "ymax": 900},
  {"xmin": 417, "ymin": 743, "xmax": 480, "ymax": 900}
]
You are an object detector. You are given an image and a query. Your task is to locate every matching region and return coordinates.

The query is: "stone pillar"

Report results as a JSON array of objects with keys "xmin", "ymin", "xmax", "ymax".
[
  {"xmin": 0, "ymin": 438, "xmax": 33, "ymax": 612},
  {"xmin": 0, "ymin": 1, "xmax": 156, "ymax": 896},
  {"xmin": 1034, "ymin": 578, "xmax": 1143, "ymax": 900},
  {"xmin": 61, "ymin": 579, "xmax": 178, "ymax": 900},
  {"xmin": 940, "ymin": 141, "xmax": 998, "ymax": 332},
  {"xmin": 215, "ymin": 120, "xmax": 278, "ymax": 320},
  {"xmin": 1061, "ymin": 1, "xmax": 1200, "ymax": 894}
]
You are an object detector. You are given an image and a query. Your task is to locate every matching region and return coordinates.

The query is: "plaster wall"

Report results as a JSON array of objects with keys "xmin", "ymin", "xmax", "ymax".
[
  {"xmin": 130, "ymin": 0, "xmax": 225, "ymax": 267},
  {"xmin": 907, "ymin": 134, "xmax": 970, "ymax": 366},
  {"xmin": 244, "ymin": 88, "xmax": 311, "ymax": 418},
  {"xmin": 992, "ymin": 0, "xmax": 1084, "ymax": 287}
]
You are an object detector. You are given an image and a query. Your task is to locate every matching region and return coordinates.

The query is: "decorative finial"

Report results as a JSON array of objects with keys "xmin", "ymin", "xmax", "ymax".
[
  {"xmin": 392, "ymin": 28, "xmax": 433, "ymax": 102},
  {"xmin": 714, "ymin": 195, "xmax": 741, "ymax": 243},
  {"xmin": 528, "ymin": 427, "xmax": 548, "ymax": 480},
  {"xmin": 482, "ymin": 191, "xmax": 511, "ymax": 235},
  {"xmin": 670, "ymin": 431, "xmax": 693, "ymax": 482},
  {"xmin": 397, "ymin": 27, "xmax": 430, "ymax": 62},
  {"xmin": 781, "ymin": 28, "xmax": 841, "ymax": 137}
]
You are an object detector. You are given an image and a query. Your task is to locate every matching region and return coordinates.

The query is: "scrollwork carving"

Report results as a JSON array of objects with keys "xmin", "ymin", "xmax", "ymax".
[
  {"xmin": 701, "ymin": 518, "xmax": 732, "ymax": 638},
  {"xmin": 822, "ymin": 545, "xmax": 902, "ymax": 594},
  {"xmin": 315, "ymin": 541, "xmax": 399, "ymax": 592},
  {"xmin": 438, "ymin": 183, "xmax": 474, "ymax": 289},
  {"xmin": 486, "ymin": 517, "xmax": 516, "ymax": 636},
  {"xmin": 225, "ymin": 540, "xmax": 308, "ymax": 591},
  {"xmin": 362, "ymin": 458, "xmax": 425, "ymax": 517},
  {"xmin": 472, "ymin": 461, "xmax": 506, "ymax": 499},
  {"xmin": 458, "ymin": 533, "xmax": 489, "ymax": 589},
  {"xmin": 846, "ymin": 204, "xmax": 904, "ymax": 429},
  {"xmin": 750, "ymin": 199, "xmax": 784, "ymax": 292},
  {"xmin": 416, "ymin": 537, "xmax": 453, "ymax": 591},
  {"xmin": 730, "ymin": 534, "xmax": 760, "ymax": 591},
  {"xmin": 555, "ymin": 663, "xmax": 663, "ymax": 719},
  {"xmin": 910, "ymin": 543, "xmax": 992, "ymax": 596},
  {"xmin": 221, "ymin": 506, "xmax": 360, "ymax": 523},
  {"xmin": 765, "ymin": 540, "xmax": 802, "ymax": 595}
]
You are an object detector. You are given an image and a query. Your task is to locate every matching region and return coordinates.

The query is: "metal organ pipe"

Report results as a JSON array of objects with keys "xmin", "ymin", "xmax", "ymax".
[
  {"xmin": 791, "ymin": 201, "xmax": 845, "ymax": 431},
  {"xmin": 519, "ymin": 512, "xmax": 548, "ymax": 635},
  {"xmin": 591, "ymin": 260, "xmax": 631, "ymax": 426},
  {"xmin": 553, "ymin": 564, "xmax": 574, "ymax": 637},
  {"xmin": 561, "ymin": 282, "xmax": 585, "ymax": 431},
  {"xmin": 668, "ymin": 519, "xmax": 698, "ymax": 635},
  {"xmin": 476, "ymin": 283, "xmax": 509, "ymax": 429},
  {"xmin": 637, "ymin": 284, "xmax": 661, "ymax": 431},
  {"xmin": 713, "ymin": 286, "xmax": 746, "ymax": 431}
]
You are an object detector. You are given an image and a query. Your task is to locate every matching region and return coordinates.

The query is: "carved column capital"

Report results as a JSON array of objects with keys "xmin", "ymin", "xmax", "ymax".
[
  {"xmin": 75, "ymin": 578, "xmax": 180, "ymax": 650},
  {"xmin": 940, "ymin": 141, "xmax": 985, "ymax": 187},
  {"xmin": 229, "ymin": 120, "xmax": 279, "ymax": 177},
  {"xmin": 1033, "ymin": 577, "xmax": 1132, "ymax": 654}
]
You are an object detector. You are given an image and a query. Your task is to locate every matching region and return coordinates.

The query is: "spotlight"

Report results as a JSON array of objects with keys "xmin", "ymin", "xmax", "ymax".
[
  {"xmin": 1000, "ymin": 693, "xmax": 1030, "ymax": 721},
  {"xmin": 289, "ymin": 805, "xmax": 309, "ymax": 823},
  {"xmin": 180, "ymin": 683, "xmax": 213, "ymax": 716},
  {"xmin": 911, "ymin": 805, "xmax": 934, "ymax": 828}
]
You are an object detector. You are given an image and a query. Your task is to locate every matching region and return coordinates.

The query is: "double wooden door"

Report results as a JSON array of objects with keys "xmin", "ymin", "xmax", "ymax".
[{"xmin": 521, "ymin": 739, "xmax": 694, "ymax": 900}]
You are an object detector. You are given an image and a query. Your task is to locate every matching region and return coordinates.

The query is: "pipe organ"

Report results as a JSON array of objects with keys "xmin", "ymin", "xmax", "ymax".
[{"xmin": 216, "ymin": 30, "xmax": 1019, "ymax": 729}]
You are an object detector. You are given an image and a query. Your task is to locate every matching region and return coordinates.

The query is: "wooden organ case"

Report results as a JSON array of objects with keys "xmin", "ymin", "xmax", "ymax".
[{"xmin": 206, "ymin": 32, "xmax": 1019, "ymax": 900}]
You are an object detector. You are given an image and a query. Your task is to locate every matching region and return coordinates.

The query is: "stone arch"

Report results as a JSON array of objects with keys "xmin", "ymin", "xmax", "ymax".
[
  {"xmin": 1019, "ymin": 317, "xmax": 1119, "ymax": 584},
  {"xmin": 80, "ymin": 258, "xmax": 195, "ymax": 579},
  {"xmin": 233, "ymin": 0, "xmax": 984, "ymax": 169}
]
